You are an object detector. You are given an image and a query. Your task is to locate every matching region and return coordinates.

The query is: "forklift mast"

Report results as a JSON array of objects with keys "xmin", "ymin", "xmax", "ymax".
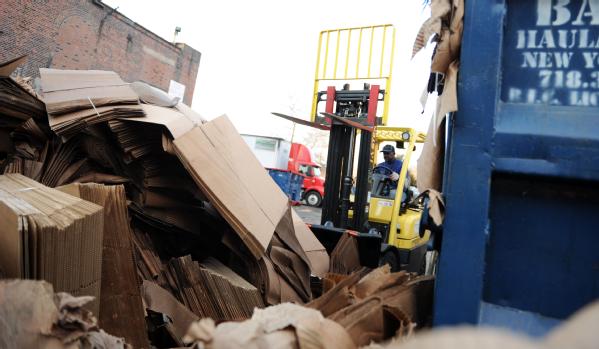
[
  {"xmin": 319, "ymin": 83, "xmax": 379, "ymax": 230},
  {"xmin": 310, "ymin": 25, "xmax": 396, "ymax": 231}
]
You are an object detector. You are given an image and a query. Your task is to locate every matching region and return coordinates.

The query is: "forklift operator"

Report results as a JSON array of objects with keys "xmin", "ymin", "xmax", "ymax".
[{"xmin": 377, "ymin": 144, "xmax": 402, "ymax": 187}]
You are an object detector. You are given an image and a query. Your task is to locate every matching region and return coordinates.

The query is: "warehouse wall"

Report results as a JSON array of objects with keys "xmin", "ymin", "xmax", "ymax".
[{"xmin": 0, "ymin": 0, "xmax": 200, "ymax": 105}]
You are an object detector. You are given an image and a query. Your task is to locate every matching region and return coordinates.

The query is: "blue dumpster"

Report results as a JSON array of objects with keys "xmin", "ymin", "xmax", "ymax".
[
  {"xmin": 435, "ymin": 0, "xmax": 599, "ymax": 337},
  {"xmin": 267, "ymin": 168, "xmax": 303, "ymax": 202}
]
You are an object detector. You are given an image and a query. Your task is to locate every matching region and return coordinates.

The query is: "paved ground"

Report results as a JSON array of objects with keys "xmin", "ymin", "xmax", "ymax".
[{"xmin": 293, "ymin": 205, "xmax": 322, "ymax": 225}]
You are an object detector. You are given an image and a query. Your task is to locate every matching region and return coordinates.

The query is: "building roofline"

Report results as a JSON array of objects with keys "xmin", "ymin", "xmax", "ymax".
[{"xmin": 94, "ymin": 0, "xmax": 199, "ymax": 54}]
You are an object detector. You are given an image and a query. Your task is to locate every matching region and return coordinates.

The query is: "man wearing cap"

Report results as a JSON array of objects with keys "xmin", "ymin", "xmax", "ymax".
[{"xmin": 377, "ymin": 144, "xmax": 403, "ymax": 186}]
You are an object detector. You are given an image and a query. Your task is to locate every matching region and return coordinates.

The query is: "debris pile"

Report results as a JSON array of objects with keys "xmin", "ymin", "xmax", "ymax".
[
  {"xmin": 0, "ymin": 57, "xmax": 334, "ymax": 348},
  {"xmin": 185, "ymin": 265, "xmax": 434, "ymax": 348},
  {"xmin": 183, "ymin": 303, "xmax": 356, "ymax": 349}
]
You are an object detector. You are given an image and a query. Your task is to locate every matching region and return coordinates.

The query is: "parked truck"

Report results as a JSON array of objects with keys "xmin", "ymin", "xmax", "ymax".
[
  {"xmin": 242, "ymin": 135, "xmax": 325, "ymax": 206},
  {"xmin": 287, "ymin": 143, "xmax": 325, "ymax": 207}
]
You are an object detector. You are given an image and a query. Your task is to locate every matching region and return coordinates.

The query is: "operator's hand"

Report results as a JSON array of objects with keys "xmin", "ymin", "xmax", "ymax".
[{"xmin": 390, "ymin": 172, "xmax": 400, "ymax": 181}]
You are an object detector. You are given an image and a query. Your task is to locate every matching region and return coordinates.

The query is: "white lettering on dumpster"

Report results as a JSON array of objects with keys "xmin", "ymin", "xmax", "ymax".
[{"xmin": 503, "ymin": 0, "xmax": 599, "ymax": 107}]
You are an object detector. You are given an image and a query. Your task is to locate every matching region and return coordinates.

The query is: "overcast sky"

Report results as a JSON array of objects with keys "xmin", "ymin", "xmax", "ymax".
[{"xmin": 103, "ymin": 0, "xmax": 434, "ymax": 143}]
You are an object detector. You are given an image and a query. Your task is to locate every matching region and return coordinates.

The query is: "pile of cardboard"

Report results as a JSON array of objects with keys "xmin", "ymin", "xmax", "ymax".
[
  {"xmin": 0, "ymin": 57, "xmax": 333, "ymax": 348},
  {"xmin": 184, "ymin": 266, "xmax": 434, "ymax": 349},
  {"xmin": 0, "ymin": 173, "xmax": 104, "ymax": 314},
  {"xmin": 174, "ymin": 116, "xmax": 329, "ymax": 303},
  {"xmin": 307, "ymin": 265, "xmax": 434, "ymax": 347}
]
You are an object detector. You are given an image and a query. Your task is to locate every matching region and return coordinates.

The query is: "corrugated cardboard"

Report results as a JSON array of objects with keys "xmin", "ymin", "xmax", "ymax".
[
  {"xmin": 39, "ymin": 68, "xmax": 137, "ymax": 110},
  {"xmin": 39, "ymin": 68, "xmax": 143, "ymax": 137},
  {"xmin": 0, "ymin": 174, "xmax": 104, "ymax": 314},
  {"xmin": 291, "ymin": 210, "xmax": 329, "ymax": 277},
  {"xmin": 168, "ymin": 255, "xmax": 264, "ymax": 321},
  {"xmin": 0, "ymin": 56, "xmax": 46, "ymax": 126},
  {"xmin": 172, "ymin": 115, "xmax": 328, "ymax": 304},
  {"xmin": 173, "ymin": 121, "xmax": 278, "ymax": 257},
  {"xmin": 173, "ymin": 115, "xmax": 327, "ymax": 266},
  {"xmin": 57, "ymin": 183, "xmax": 149, "ymax": 349}
]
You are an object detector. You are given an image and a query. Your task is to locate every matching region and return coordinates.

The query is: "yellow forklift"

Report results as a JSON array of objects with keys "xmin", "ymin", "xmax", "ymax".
[
  {"xmin": 362, "ymin": 127, "xmax": 431, "ymax": 272},
  {"xmin": 273, "ymin": 25, "xmax": 439, "ymax": 272}
]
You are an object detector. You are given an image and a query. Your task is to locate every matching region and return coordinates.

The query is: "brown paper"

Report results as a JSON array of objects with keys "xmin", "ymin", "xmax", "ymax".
[
  {"xmin": 329, "ymin": 233, "xmax": 361, "ymax": 275},
  {"xmin": 417, "ymin": 117, "xmax": 445, "ymax": 192},
  {"xmin": 436, "ymin": 61, "xmax": 459, "ymax": 118},
  {"xmin": 0, "ymin": 174, "xmax": 104, "ymax": 314},
  {"xmin": 57, "ymin": 183, "xmax": 149, "ymax": 349},
  {"xmin": 412, "ymin": 0, "xmax": 451, "ymax": 58}
]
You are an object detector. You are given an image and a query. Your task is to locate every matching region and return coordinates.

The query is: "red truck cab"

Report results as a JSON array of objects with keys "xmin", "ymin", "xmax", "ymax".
[{"xmin": 288, "ymin": 143, "xmax": 325, "ymax": 207}]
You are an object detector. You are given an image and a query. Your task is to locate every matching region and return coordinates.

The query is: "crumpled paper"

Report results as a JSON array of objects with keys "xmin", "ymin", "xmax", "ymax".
[
  {"xmin": 184, "ymin": 303, "xmax": 356, "ymax": 349},
  {"xmin": 0, "ymin": 280, "xmax": 128, "ymax": 349}
]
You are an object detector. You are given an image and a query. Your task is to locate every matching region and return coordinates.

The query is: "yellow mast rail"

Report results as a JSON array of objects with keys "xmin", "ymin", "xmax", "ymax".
[
  {"xmin": 311, "ymin": 24, "xmax": 396, "ymax": 125},
  {"xmin": 319, "ymin": 24, "xmax": 393, "ymax": 33},
  {"xmin": 356, "ymin": 28, "xmax": 364, "ymax": 78},
  {"xmin": 344, "ymin": 30, "xmax": 352, "ymax": 79},
  {"xmin": 367, "ymin": 26, "xmax": 375, "ymax": 77}
]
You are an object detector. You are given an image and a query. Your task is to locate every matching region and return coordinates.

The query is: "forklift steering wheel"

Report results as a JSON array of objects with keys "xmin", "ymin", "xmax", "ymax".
[{"xmin": 372, "ymin": 165, "xmax": 394, "ymax": 180}]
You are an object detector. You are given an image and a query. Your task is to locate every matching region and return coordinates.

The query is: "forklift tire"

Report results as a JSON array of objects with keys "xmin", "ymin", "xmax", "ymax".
[
  {"xmin": 380, "ymin": 249, "xmax": 400, "ymax": 272},
  {"xmin": 304, "ymin": 191, "xmax": 322, "ymax": 207}
]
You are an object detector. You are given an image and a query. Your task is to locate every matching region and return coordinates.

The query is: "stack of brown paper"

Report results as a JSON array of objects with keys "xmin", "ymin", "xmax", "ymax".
[
  {"xmin": 107, "ymin": 117, "xmax": 218, "ymax": 239},
  {"xmin": 58, "ymin": 182, "xmax": 149, "ymax": 349},
  {"xmin": 168, "ymin": 255, "xmax": 264, "ymax": 321},
  {"xmin": 0, "ymin": 173, "xmax": 104, "ymax": 314},
  {"xmin": 39, "ymin": 68, "xmax": 144, "ymax": 138}
]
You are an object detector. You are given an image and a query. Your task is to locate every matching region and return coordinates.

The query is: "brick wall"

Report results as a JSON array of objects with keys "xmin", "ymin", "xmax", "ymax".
[{"xmin": 0, "ymin": 0, "xmax": 200, "ymax": 105}]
